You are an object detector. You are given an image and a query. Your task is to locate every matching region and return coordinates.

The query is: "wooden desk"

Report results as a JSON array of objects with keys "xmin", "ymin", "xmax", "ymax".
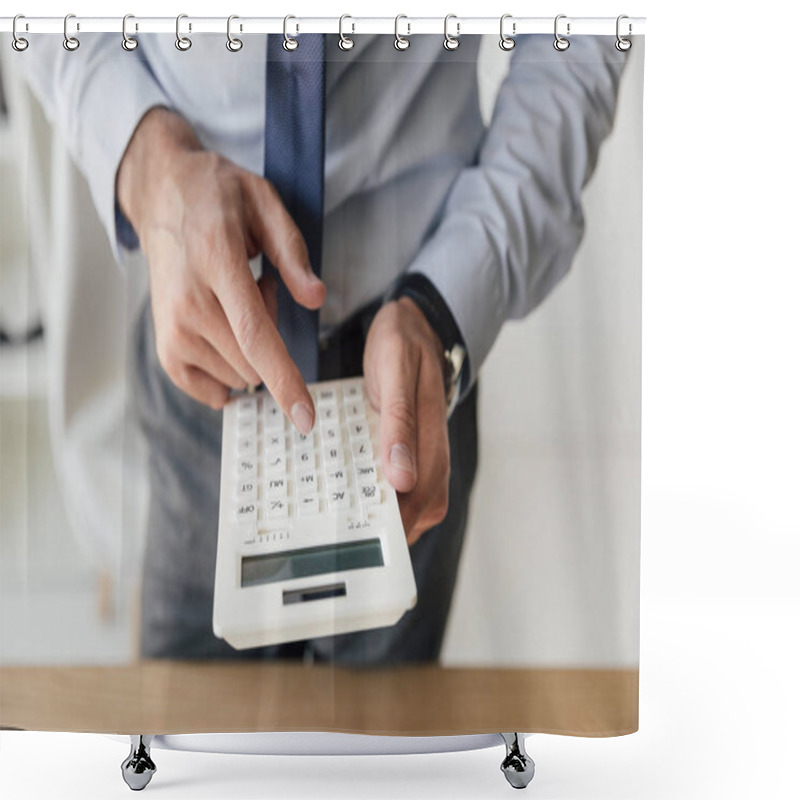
[{"xmin": 0, "ymin": 663, "xmax": 637, "ymax": 736}]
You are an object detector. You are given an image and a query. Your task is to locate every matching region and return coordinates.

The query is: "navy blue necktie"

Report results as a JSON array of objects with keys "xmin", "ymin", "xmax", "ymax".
[{"xmin": 264, "ymin": 34, "xmax": 326, "ymax": 383}]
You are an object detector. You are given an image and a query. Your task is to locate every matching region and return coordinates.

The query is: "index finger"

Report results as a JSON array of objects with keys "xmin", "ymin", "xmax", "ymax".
[
  {"xmin": 241, "ymin": 172, "xmax": 326, "ymax": 312},
  {"xmin": 213, "ymin": 247, "xmax": 315, "ymax": 435}
]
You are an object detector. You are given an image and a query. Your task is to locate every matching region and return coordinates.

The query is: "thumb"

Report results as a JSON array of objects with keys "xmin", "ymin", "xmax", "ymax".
[{"xmin": 375, "ymin": 342, "xmax": 420, "ymax": 494}]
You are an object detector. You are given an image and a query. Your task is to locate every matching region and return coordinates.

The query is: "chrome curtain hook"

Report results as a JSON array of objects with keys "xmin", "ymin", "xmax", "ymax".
[
  {"xmin": 12, "ymin": 14, "xmax": 29, "ymax": 52},
  {"xmin": 394, "ymin": 15, "xmax": 410, "ymax": 51},
  {"xmin": 283, "ymin": 15, "xmax": 298, "ymax": 51},
  {"xmin": 227, "ymin": 15, "xmax": 243, "ymax": 51},
  {"xmin": 554, "ymin": 14, "xmax": 570, "ymax": 51},
  {"xmin": 175, "ymin": 14, "xmax": 192, "ymax": 50},
  {"xmin": 339, "ymin": 14, "xmax": 355, "ymax": 50},
  {"xmin": 122, "ymin": 14, "xmax": 138, "ymax": 51},
  {"xmin": 63, "ymin": 13, "xmax": 80, "ymax": 51},
  {"xmin": 499, "ymin": 14, "xmax": 515, "ymax": 51},
  {"xmin": 443, "ymin": 14, "xmax": 460, "ymax": 51},
  {"xmin": 616, "ymin": 14, "xmax": 632, "ymax": 51}
]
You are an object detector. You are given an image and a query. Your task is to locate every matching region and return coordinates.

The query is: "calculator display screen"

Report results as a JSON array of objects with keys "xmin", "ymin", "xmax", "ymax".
[{"xmin": 241, "ymin": 538, "xmax": 384, "ymax": 588}]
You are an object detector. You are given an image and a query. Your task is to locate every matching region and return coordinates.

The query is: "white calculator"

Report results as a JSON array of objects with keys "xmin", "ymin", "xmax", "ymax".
[{"xmin": 213, "ymin": 377, "xmax": 417, "ymax": 650}]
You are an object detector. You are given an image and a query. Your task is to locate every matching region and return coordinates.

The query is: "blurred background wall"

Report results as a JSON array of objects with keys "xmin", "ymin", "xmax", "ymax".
[{"xmin": 0, "ymin": 38, "xmax": 642, "ymax": 667}]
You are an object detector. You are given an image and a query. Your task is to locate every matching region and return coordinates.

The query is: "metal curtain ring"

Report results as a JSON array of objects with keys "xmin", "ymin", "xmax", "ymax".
[
  {"xmin": 175, "ymin": 14, "xmax": 192, "ymax": 50},
  {"xmin": 283, "ymin": 15, "xmax": 299, "ymax": 51},
  {"xmin": 499, "ymin": 14, "xmax": 515, "ymax": 51},
  {"xmin": 394, "ymin": 15, "xmax": 410, "ymax": 51},
  {"xmin": 12, "ymin": 14, "xmax": 29, "ymax": 52},
  {"xmin": 227, "ymin": 15, "xmax": 243, "ymax": 51},
  {"xmin": 63, "ymin": 13, "xmax": 80, "ymax": 51},
  {"xmin": 122, "ymin": 14, "xmax": 138, "ymax": 51},
  {"xmin": 554, "ymin": 14, "xmax": 570, "ymax": 51},
  {"xmin": 443, "ymin": 14, "xmax": 460, "ymax": 51},
  {"xmin": 339, "ymin": 14, "xmax": 355, "ymax": 50},
  {"xmin": 616, "ymin": 14, "xmax": 632, "ymax": 51}
]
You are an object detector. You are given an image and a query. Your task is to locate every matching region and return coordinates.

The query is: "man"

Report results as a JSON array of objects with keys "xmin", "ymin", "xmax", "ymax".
[{"xmin": 22, "ymin": 30, "xmax": 625, "ymax": 662}]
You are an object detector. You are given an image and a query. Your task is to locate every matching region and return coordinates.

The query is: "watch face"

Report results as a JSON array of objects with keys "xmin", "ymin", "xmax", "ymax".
[
  {"xmin": 446, "ymin": 345, "xmax": 466, "ymax": 385},
  {"xmin": 444, "ymin": 345, "xmax": 466, "ymax": 418}
]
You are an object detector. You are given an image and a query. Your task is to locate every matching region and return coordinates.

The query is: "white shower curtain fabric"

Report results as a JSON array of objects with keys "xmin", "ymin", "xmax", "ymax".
[{"xmin": 0, "ymin": 30, "xmax": 643, "ymax": 736}]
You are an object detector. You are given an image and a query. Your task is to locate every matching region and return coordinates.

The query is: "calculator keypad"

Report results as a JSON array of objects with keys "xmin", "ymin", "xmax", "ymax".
[{"xmin": 231, "ymin": 380, "xmax": 384, "ymax": 539}]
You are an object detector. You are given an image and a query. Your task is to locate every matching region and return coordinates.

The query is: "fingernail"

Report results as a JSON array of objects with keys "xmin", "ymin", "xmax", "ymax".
[
  {"xmin": 290, "ymin": 402, "xmax": 314, "ymax": 436},
  {"xmin": 390, "ymin": 444, "xmax": 414, "ymax": 474}
]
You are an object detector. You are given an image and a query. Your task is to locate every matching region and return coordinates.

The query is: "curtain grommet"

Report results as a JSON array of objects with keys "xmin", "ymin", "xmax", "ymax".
[
  {"xmin": 499, "ymin": 14, "xmax": 515, "ymax": 51},
  {"xmin": 339, "ymin": 14, "xmax": 355, "ymax": 51},
  {"xmin": 394, "ymin": 15, "xmax": 410, "ymax": 51},
  {"xmin": 175, "ymin": 14, "xmax": 192, "ymax": 51},
  {"xmin": 226, "ymin": 15, "xmax": 243, "ymax": 52},
  {"xmin": 444, "ymin": 14, "xmax": 460, "ymax": 51},
  {"xmin": 12, "ymin": 14, "xmax": 29, "ymax": 51},
  {"xmin": 615, "ymin": 15, "xmax": 632, "ymax": 51},
  {"xmin": 283, "ymin": 15, "xmax": 299, "ymax": 51},
  {"xmin": 554, "ymin": 14, "xmax": 570, "ymax": 51},
  {"xmin": 122, "ymin": 14, "xmax": 138, "ymax": 51},
  {"xmin": 63, "ymin": 13, "xmax": 80, "ymax": 51}
]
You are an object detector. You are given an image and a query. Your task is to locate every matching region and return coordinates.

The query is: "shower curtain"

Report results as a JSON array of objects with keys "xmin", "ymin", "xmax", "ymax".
[{"xmin": 0, "ymin": 25, "xmax": 643, "ymax": 739}]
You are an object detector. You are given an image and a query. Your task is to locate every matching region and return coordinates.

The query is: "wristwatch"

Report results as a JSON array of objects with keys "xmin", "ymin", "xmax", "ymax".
[
  {"xmin": 386, "ymin": 273, "xmax": 469, "ymax": 420},
  {"xmin": 442, "ymin": 342, "xmax": 468, "ymax": 420}
]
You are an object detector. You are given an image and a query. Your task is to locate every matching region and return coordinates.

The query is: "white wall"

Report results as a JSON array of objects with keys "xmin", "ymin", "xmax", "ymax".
[{"xmin": 443, "ymin": 40, "xmax": 643, "ymax": 667}]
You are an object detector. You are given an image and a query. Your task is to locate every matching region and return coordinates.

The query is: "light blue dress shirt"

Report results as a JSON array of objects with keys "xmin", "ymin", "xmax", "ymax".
[{"xmin": 21, "ymin": 33, "xmax": 626, "ymax": 392}]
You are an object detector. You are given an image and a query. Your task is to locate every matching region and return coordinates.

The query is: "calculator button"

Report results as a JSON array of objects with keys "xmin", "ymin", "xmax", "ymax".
[
  {"xmin": 237, "ymin": 437, "xmax": 256, "ymax": 456},
  {"xmin": 348, "ymin": 421, "xmax": 369, "ymax": 440},
  {"xmin": 358, "ymin": 483, "xmax": 381, "ymax": 505},
  {"xmin": 295, "ymin": 449, "xmax": 315, "ymax": 469},
  {"xmin": 298, "ymin": 494, "xmax": 320, "ymax": 516},
  {"xmin": 326, "ymin": 467, "xmax": 347, "ymax": 488},
  {"xmin": 323, "ymin": 446, "xmax": 345, "ymax": 468},
  {"xmin": 237, "ymin": 458, "xmax": 257, "ymax": 480},
  {"xmin": 350, "ymin": 438, "xmax": 373, "ymax": 462},
  {"xmin": 266, "ymin": 498, "xmax": 289, "ymax": 519},
  {"xmin": 296, "ymin": 470, "xmax": 318, "ymax": 493},
  {"xmin": 236, "ymin": 501, "xmax": 258, "ymax": 522},
  {"xmin": 343, "ymin": 384, "xmax": 363, "ymax": 402},
  {"xmin": 319, "ymin": 405, "xmax": 338, "ymax": 424},
  {"xmin": 238, "ymin": 397, "xmax": 257, "ymax": 417},
  {"xmin": 264, "ymin": 453, "xmax": 286, "ymax": 473},
  {"xmin": 264, "ymin": 432, "xmax": 284, "ymax": 451},
  {"xmin": 321, "ymin": 424, "xmax": 341, "ymax": 445},
  {"xmin": 266, "ymin": 476, "xmax": 288, "ymax": 497},
  {"xmin": 264, "ymin": 404, "xmax": 284, "ymax": 430},
  {"xmin": 237, "ymin": 417, "xmax": 257, "ymax": 436},
  {"xmin": 345, "ymin": 401, "xmax": 366, "ymax": 420},
  {"xmin": 317, "ymin": 387, "xmax": 338, "ymax": 406},
  {"xmin": 237, "ymin": 479, "xmax": 257, "ymax": 500},
  {"xmin": 355, "ymin": 464, "xmax": 377, "ymax": 484},
  {"xmin": 292, "ymin": 429, "xmax": 313, "ymax": 448},
  {"xmin": 327, "ymin": 489, "xmax": 350, "ymax": 510}
]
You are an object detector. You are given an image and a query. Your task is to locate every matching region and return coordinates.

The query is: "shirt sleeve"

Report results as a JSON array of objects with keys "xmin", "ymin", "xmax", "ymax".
[
  {"xmin": 18, "ymin": 34, "xmax": 170, "ymax": 264},
  {"xmin": 406, "ymin": 35, "xmax": 628, "ymax": 393}
]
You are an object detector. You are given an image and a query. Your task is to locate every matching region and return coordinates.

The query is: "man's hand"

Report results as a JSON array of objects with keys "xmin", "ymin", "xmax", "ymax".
[
  {"xmin": 363, "ymin": 298, "xmax": 450, "ymax": 545},
  {"xmin": 117, "ymin": 108, "xmax": 325, "ymax": 432}
]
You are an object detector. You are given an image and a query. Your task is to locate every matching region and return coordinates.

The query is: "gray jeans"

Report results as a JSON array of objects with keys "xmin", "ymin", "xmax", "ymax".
[{"xmin": 134, "ymin": 299, "xmax": 477, "ymax": 663}]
